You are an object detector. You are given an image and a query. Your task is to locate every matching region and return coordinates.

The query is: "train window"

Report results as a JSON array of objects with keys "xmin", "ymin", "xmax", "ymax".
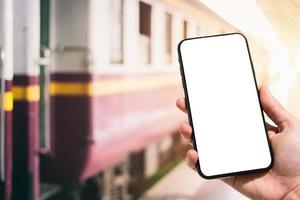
[
  {"xmin": 139, "ymin": 1, "xmax": 152, "ymax": 64},
  {"xmin": 110, "ymin": 0, "xmax": 124, "ymax": 64},
  {"xmin": 165, "ymin": 13, "xmax": 172, "ymax": 63},
  {"xmin": 183, "ymin": 20, "xmax": 188, "ymax": 39},
  {"xmin": 52, "ymin": 0, "xmax": 89, "ymax": 71}
]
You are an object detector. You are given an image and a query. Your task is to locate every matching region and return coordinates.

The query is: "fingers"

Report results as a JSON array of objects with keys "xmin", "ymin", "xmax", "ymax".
[
  {"xmin": 179, "ymin": 122, "xmax": 196, "ymax": 170},
  {"xmin": 179, "ymin": 121, "xmax": 197, "ymax": 171},
  {"xmin": 265, "ymin": 122, "xmax": 278, "ymax": 133},
  {"xmin": 260, "ymin": 86, "xmax": 294, "ymax": 126},
  {"xmin": 177, "ymin": 98, "xmax": 192, "ymax": 143},
  {"xmin": 179, "ymin": 122, "xmax": 193, "ymax": 144},
  {"xmin": 186, "ymin": 149, "xmax": 198, "ymax": 170},
  {"xmin": 176, "ymin": 97, "xmax": 187, "ymax": 113},
  {"xmin": 264, "ymin": 123, "xmax": 276, "ymax": 142}
]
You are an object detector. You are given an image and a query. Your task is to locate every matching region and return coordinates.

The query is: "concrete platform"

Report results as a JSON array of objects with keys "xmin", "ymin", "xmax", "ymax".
[{"xmin": 142, "ymin": 162, "xmax": 249, "ymax": 200}]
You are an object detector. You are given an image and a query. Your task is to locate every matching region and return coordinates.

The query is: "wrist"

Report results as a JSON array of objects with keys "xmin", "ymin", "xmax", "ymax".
[{"xmin": 283, "ymin": 185, "xmax": 300, "ymax": 200}]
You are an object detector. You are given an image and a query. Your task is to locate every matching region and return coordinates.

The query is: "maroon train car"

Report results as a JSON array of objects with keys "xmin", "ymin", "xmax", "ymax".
[
  {"xmin": 41, "ymin": 72, "xmax": 184, "ymax": 181},
  {"xmin": 38, "ymin": 0, "xmax": 185, "ymax": 186},
  {"xmin": 0, "ymin": 0, "xmax": 13, "ymax": 199},
  {"xmin": 10, "ymin": 0, "xmax": 237, "ymax": 199}
]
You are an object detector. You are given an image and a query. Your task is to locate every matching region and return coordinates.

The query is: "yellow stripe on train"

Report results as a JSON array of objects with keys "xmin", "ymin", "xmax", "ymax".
[
  {"xmin": 0, "ymin": 92, "xmax": 13, "ymax": 111},
  {"xmin": 5, "ymin": 92, "xmax": 13, "ymax": 111},
  {"xmin": 92, "ymin": 75, "xmax": 179, "ymax": 96},
  {"xmin": 13, "ymin": 85, "xmax": 40, "ymax": 102},
  {"xmin": 50, "ymin": 83, "xmax": 90, "ymax": 96},
  {"xmin": 10, "ymin": 75, "xmax": 180, "ymax": 100},
  {"xmin": 50, "ymin": 75, "xmax": 180, "ymax": 96}
]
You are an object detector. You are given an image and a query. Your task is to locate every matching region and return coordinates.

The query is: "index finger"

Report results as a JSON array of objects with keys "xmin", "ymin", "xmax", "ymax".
[{"xmin": 176, "ymin": 97, "xmax": 187, "ymax": 113}]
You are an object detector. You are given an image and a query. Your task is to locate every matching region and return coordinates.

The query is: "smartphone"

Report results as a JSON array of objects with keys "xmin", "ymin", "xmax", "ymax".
[{"xmin": 177, "ymin": 33, "xmax": 273, "ymax": 179}]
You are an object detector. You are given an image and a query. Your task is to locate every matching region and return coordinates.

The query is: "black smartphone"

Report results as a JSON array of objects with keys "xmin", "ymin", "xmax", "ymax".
[{"xmin": 177, "ymin": 33, "xmax": 273, "ymax": 179}]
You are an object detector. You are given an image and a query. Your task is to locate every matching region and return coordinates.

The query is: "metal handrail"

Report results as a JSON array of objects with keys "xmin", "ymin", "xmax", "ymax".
[
  {"xmin": 39, "ymin": 47, "xmax": 52, "ymax": 153},
  {"xmin": 0, "ymin": 47, "xmax": 5, "ymax": 181},
  {"xmin": 55, "ymin": 45, "xmax": 90, "ymax": 53}
]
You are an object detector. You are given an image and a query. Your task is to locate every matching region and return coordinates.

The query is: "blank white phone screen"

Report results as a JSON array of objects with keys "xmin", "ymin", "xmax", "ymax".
[{"xmin": 179, "ymin": 34, "xmax": 272, "ymax": 177}]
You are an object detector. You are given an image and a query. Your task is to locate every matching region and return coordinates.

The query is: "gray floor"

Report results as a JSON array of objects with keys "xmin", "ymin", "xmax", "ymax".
[{"xmin": 143, "ymin": 162, "xmax": 249, "ymax": 200}]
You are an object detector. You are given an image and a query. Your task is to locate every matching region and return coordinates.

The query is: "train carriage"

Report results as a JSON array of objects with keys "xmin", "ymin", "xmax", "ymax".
[
  {"xmin": 9, "ymin": 0, "xmax": 273, "ymax": 199},
  {"xmin": 0, "ymin": 0, "xmax": 13, "ymax": 199},
  {"xmin": 39, "ymin": 0, "xmax": 188, "ymax": 180}
]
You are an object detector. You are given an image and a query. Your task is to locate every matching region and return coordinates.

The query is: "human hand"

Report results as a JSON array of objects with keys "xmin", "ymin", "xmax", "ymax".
[{"xmin": 176, "ymin": 86, "xmax": 300, "ymax": 200}]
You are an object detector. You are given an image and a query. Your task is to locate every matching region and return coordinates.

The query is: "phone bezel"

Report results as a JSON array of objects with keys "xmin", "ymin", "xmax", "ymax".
[{"xmin": 177, "ymin": 32, "xmax": 274, "ymax": 179}]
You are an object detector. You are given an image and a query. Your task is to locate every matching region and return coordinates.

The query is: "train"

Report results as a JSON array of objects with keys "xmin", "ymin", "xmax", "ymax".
[
  {"xmin": 0, "ymin": 0, "xmax": 13, "ymax": 199},
  {"xmin": 0, "ymin": 0, "xmax": 276, "ymax": 199}
]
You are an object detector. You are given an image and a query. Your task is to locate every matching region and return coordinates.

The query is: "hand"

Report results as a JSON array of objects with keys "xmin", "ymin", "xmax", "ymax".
[{"xmin": 176, "ymin": 86, "xmax": 300, "ymax": 200}]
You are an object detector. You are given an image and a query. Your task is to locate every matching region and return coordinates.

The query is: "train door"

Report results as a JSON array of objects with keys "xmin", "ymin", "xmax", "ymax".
[
  {"xmin": 12, "ymin": 0, "xmax": 40, "ymax": 199},
  {"xmin": 39, "ymin": 2, "xmax": 58, "ymax": 197}
]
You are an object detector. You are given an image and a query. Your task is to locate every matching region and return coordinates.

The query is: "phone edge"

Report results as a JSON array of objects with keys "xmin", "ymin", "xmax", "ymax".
[{"xmin": 177, "ymin": 32, "xmax": 274, "ymax": 179}]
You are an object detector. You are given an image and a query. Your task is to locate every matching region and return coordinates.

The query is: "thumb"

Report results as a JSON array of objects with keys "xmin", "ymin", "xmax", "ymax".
[{"xmin": 259, "ymin": 86, "xmax": 293, "ymax": 126}]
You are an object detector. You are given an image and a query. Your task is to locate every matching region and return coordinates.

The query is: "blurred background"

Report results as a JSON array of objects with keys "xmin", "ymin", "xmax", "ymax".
[{"xmin": 1, "ymin": 0, "xmax": 300, "ymax": 199}]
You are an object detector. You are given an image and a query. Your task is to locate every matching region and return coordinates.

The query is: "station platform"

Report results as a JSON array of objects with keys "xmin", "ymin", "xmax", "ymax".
[{"xmin": 143, "ymin": 162, "xmax": 249, "ymax": 200}]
